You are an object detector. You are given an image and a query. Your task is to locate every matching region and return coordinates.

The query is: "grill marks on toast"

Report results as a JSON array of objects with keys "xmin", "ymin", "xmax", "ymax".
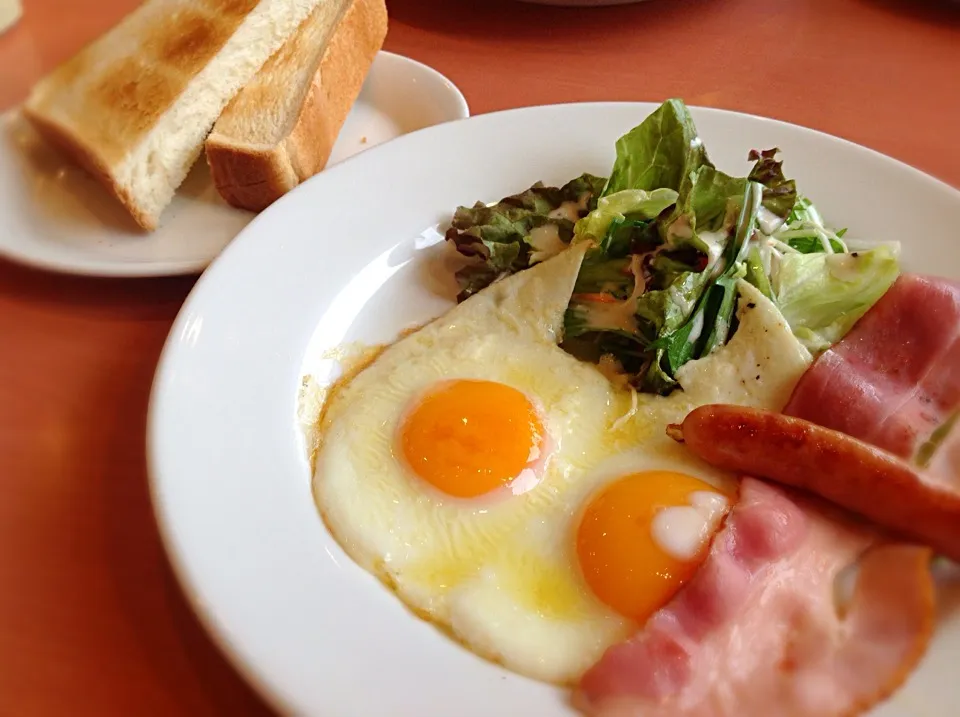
[
  {"xmin": 148, "ymin": 10, "xmax": 235, "ymax": 73},
  {"xmin": 204, "ymin": 0, "xmax": 261, "ymax": 16},
  {"xmin": 88, "ymin": 58, "xmax": 178, "ymax": 163},
  {"xmin": 38, "ymin": 2, "xmax": 256, "ymax": 166}
]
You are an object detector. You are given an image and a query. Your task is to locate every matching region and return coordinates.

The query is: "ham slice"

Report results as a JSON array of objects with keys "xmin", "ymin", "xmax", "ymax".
[
  {"xmin": 578, "ymin": 274, "xmax": 950, "ymax": 716},
  {"xmin": 577, "ymin": 480, "xmax": 934, "ymax": 717},
  {"xmin": 784, "ymin": 274, "xmax": 960, "ymax": 468}
]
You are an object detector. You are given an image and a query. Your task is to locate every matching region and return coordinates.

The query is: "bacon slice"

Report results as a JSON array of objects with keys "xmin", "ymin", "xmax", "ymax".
[
  {"xmin": 784, "ymin": 274, "xmax": 960, "ymax": 465},
  {"xmin": 578, "ymin": 274, "xmax": 951, "ymax": 716},
  {"xmin": 577, "ymin": 480, "xmax": 934, "ymax": 717}
]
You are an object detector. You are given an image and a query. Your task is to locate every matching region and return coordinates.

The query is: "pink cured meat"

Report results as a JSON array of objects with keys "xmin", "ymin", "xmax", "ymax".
[
  {"xmin": 577, "ymin": 276, "xmax": 953, "ymax": 715},
  {"xmin": 577, "ymin": 480, "xmax": 934, "ymax": 717},
  {"xmin": 784, "ymin": 274, "xmax": 960, "ymax": 465}
]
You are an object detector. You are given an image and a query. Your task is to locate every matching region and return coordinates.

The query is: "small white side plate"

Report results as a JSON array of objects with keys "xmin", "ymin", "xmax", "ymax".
[{"xmin": 0, "ymin": 51, "xmax": 469, "ymax": 277}]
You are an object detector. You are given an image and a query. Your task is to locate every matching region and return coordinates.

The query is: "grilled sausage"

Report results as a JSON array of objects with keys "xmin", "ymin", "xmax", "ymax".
[{"xmin": 668, "ymin": 404, "xmax": 960, "ymax": 561}]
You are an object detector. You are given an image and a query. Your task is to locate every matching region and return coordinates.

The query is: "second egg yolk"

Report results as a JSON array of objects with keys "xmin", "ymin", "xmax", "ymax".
[
  {"xmin": 399, "ymin": 379, "xmax": 544, "ymax": 499},
  {"xmin": 576, "ymin": 470, "xmax": 729, "ymax": 623}
]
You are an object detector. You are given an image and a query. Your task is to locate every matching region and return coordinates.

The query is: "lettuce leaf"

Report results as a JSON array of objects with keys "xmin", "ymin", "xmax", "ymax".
[
  {"xmin": 786, "ymin": 235, "xmax": 846, "ymax": 254},
  {"xmin": 600, "ymin": 217, "xmax": 658, "ymax": 258},
  {"xmin": 640, "ymin": 182, "xmax": 762, "ymax": 392},
  {"xmin": 442, "ymin": 99, "xmax": 895, "ymax": 397},
  {"xmin": 661, "ymin": 165, "xmax": 746, "ymax": 257},
  {"xmin": 717, "ymin": 179, "xmax": 764, "ymax": 274},
  {"xmin": 603, "ymin": 99, "xmax": 711, "ymax": 196},
  {"xmin": 744, "ymin": 246, "xmax": 774, "ymax": 300},
  {"xmin": 446, "ymin": 173, "xmax": 606, "ymax": 300},
  {"xmin": 648, "ymin": 252, "xmax": 704, "ymax": 288},
  {"xmin": 575, "ymin": 188, "xmax": 678, "ymax": 243},
  {"xmin": 747, "ymin": 148, "xmax": 797, "ymax": 222},
  {"xmin": 635, "ymin": 271, "xmax": 703, "ymax": 341},
  {"xmin": 571, "ymin": 248, "xmax": 633, "ymax": 298},
  {"xmin": 775, "ymin": 244, "xmax": 900, "ymax": 353},
  {"xmin": 687, "ymin": 167, "xmax": 747, "ymax": 233}
]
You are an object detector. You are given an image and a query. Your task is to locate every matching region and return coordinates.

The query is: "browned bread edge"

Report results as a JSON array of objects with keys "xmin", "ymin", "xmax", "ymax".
[{"xmin": 206, "ymin": 0, "xmax": 387, "ymax": 212}]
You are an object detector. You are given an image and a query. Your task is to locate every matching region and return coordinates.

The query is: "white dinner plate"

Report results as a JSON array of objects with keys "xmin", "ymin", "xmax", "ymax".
[
  {"xmin": 148, "ymin": 102, "xmax": 960, "ymax": 717},
  {"xmin": 0, "ymin": 51, "xmax": 468, "ymax": 278}
]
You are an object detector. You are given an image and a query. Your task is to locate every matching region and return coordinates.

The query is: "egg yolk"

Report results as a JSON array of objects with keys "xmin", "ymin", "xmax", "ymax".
[
  {"xmin": 576, "ymin": 471, "xmax": 728, "ymax": 623},
  {"xmin": 399, "ymin": 379, "xmax": 544, "ymax": 498}
]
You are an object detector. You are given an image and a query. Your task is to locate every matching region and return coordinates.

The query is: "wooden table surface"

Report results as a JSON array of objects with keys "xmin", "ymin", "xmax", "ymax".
[{"xmin": 0, "ymin": 0, "xmax": 958, "ymax": 714}]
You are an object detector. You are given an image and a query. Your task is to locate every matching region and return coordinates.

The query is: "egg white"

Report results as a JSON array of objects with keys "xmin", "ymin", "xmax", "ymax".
[{"xmin": 312, "ymin": 245, "xmax": 811, "ymax": 684}]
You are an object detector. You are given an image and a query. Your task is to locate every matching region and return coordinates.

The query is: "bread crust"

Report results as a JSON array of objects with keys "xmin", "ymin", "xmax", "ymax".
[{"xmin": 205, "ymin": 0, "xmax": 388, "ymax": 212}]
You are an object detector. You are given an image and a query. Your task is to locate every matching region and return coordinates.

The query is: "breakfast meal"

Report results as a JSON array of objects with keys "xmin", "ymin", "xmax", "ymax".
[
  {"xmin": 308, "ymin": 98, "xmax": 959, "ymax": 715},
  {"xmin": 21, "ymin": 0, "xmax": 386, "ymax": 229}
]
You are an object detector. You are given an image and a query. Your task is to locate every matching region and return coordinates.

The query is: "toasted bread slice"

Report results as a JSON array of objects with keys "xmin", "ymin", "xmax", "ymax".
[
  {"xmin": 23, "ymin": 0, "xmax": 328, "ymax": 230},
  {"xmin": 205, "ymin": 0, "xmax": 387, "ymax": 212}
]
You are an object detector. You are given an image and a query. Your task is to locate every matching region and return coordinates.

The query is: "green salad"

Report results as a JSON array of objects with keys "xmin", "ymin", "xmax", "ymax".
[{"xmin": 445, "ymin": 99, "xmax": 900, "ymax": 394}]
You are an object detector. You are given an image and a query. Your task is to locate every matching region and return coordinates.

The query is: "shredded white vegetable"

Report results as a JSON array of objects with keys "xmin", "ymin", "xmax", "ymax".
[{"xmin": 611, "ymin": 387, "xmax": 639, "ymax": 432}]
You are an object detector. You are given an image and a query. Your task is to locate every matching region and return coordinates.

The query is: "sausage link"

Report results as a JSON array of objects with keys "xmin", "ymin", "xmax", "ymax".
[{"xmin": 669, "ymin": 404, "xmax": 960, "ymax": 561}]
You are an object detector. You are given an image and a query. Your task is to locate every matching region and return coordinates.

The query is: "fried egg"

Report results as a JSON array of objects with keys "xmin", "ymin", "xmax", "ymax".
[{"xmin": 311, "ymin": 244, "xmax": 811, "ymax": 684}]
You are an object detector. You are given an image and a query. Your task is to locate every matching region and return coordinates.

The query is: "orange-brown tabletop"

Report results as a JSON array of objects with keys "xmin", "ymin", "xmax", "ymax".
[{"xmin": 0, "ymin": 0, "xmax": 958, "ymax": 714}]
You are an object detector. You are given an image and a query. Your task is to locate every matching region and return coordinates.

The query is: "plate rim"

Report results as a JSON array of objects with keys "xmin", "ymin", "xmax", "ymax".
[
  {"xmin": 0, "ymin": 50, "xmax": 470, "ymax": 279},
  {"xmin": 147, "ymin": 100, "xmax": 960, "ymax": 717}
]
